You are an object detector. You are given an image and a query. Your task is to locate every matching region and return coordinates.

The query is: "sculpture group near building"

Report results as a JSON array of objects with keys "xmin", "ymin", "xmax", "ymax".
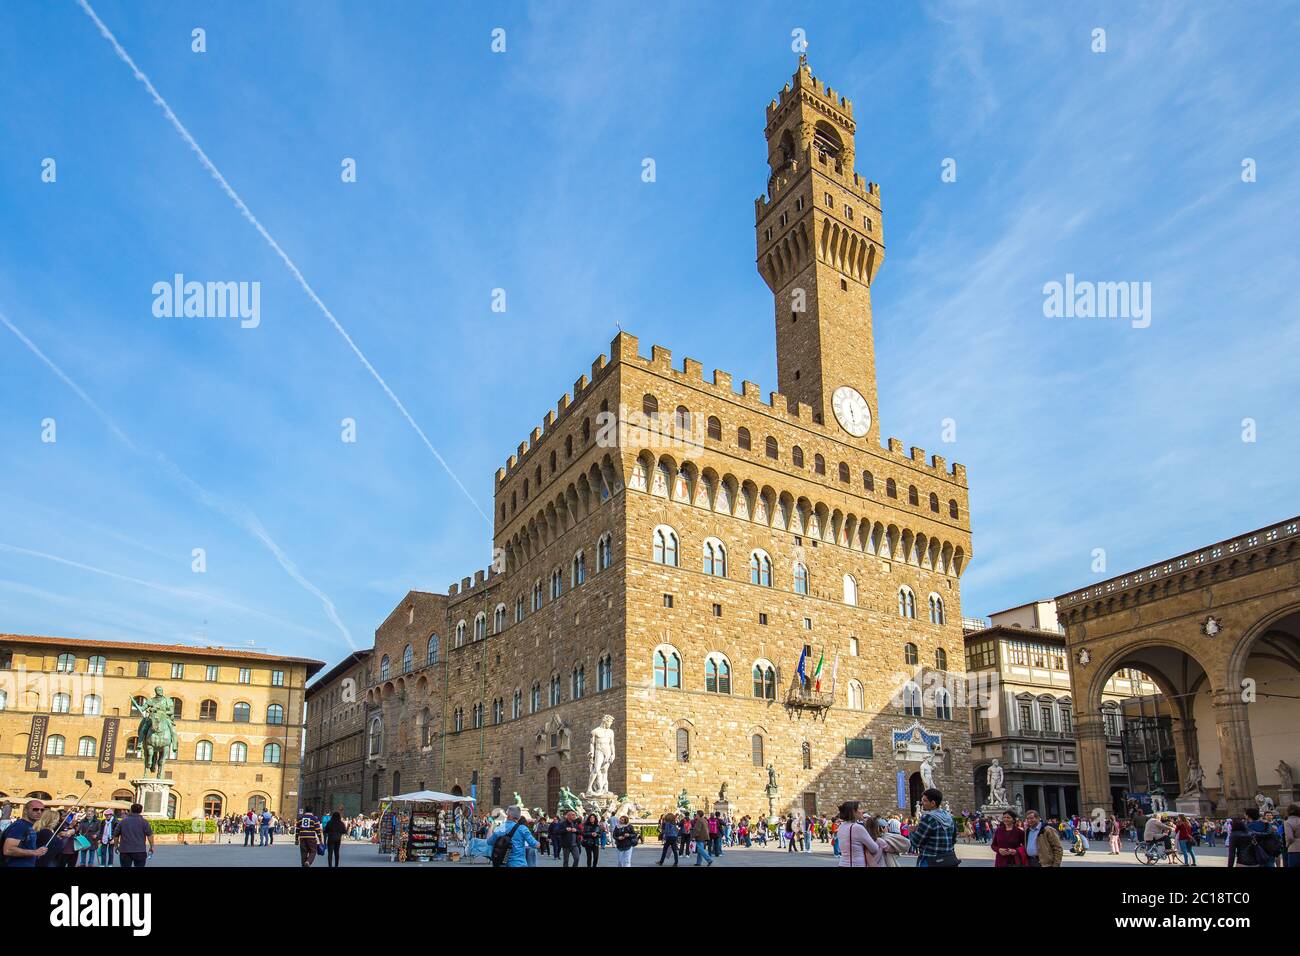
[{"xmin": 131, "ymin": 686, "xmax": 177, "ymax": 778}]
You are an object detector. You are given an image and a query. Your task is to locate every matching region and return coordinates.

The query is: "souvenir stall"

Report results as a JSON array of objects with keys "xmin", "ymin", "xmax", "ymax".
[{"xmin": 378, "ymin": 790, "xmax": 476, "ymax": 862}]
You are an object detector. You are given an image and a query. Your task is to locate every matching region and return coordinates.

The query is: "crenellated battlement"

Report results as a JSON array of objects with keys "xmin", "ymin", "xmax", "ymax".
[
  {"xmin": 447, "ymin": 565, "xmax": 498, "ymax": 599},
  {"xmin": 766, "ymin": 56, "xmax": 854, "ymax": 124}
]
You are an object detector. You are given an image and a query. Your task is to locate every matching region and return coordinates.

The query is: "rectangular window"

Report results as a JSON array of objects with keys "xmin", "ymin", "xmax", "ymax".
[
  {"xmin": 238, "ymin": 668, "xmax": 252, "ymax": 684},
  {"xmin": 663, "ymin": 594, "xmax": 673, "ymax": 608},
  {"xmin": 712, "ymin": 604, "xmax": 722, "ymax": 617},
  {"xmin": 171, "ymin": 662, "xmax": 184, "ymax": 680},
  {"xmin": 136, "ymin": 660, "xmax": 150, "ymax": 678},
  {"xmin": 845, "ymin": 738, "xmax": 873, "ymax": 760},
  {"xmin": 824, "ymin": 192, "xmax": 833, "ymax": 207},
  {"xmin": 849, "ymin": 637, "xmax": 859, "ymax": 657},
  {"xmin": 1006, "ymin": 642, "xmax": 1028, "ymax": 666},
  {"xmin": 519, "ymin": 748, "xmax": 525, "ymax": 774},
  {"xmin": 206, "ymin": 665, "xmax": 218, "ymax": 682},
  {"xmin": 758, "ymin": 613, "xmax": 768, "ymax": 626},
  {"xmin": 803, "ymin": 618, "xmax": 812, "ymax": 630},
  {"xmin": 271, "ymin": 670, "xmax": 285, "ymax": 687}
]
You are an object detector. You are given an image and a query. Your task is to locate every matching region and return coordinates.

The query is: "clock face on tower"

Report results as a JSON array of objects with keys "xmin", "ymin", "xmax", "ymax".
[{"xmin": 832, "ymin": 386, "xmax": 871, "ymax": 437}]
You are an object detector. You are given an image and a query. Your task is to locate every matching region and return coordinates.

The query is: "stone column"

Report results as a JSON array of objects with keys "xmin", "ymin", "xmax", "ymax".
[
  {"xmin": 1211, "ymin": 688, "xmax": 1258, "ymax": 805},
  {"xmin": 1057, "ymin": 786, "xmax": 1068, "ymax": 818},
  {"xmin": 1074, "ymin": 712, "xmax": 1112, "ymax": 815}
]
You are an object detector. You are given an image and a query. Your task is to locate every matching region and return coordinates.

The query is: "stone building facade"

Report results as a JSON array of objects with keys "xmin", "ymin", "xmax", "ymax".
[
  {"xmin": 1058, "ymin": 516, "xmax": 1300, "ymax": 816},
  {"xmin": 0, "ymin": 633, "xmax": 321, "ymax": 818},
  {"xmin": 319, "ymin": 59, "xmax": 976, "ymax": 819},
  {"xmin": 963, "ymin": 601, "xmax": 1158, "ymax": 818},
  {"xmin": 300, "ymin": 649, "xmax": 370, "ymax": 816}
]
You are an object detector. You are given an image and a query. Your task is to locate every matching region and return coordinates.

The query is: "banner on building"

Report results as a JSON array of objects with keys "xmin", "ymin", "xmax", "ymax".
[
  {"xmin": 25, "ymin": 714, "xmax": 49, "ymax": 772},
  {"xmin": 98, "ymin": 717, "xmax": 120, "ymax": 774},
  {"xmin": 896, "ymin": 771, "xmax": 907, "ymax": 811}
]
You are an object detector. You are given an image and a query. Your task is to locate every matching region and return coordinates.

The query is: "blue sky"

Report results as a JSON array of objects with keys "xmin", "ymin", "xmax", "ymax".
[{"xmin": 2, "ymin": 1, "xmax": 1297, "ymax": 665}]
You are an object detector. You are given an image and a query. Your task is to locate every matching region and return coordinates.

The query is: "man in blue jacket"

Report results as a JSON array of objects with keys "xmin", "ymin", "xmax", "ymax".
[{"xmin": 487, "ymin": 806, "xmax": 539, "ymax": 868}]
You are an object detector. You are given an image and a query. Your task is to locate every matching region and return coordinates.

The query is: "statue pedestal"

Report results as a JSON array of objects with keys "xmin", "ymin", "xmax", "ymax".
[
  {"xmin": 132, "ymin": 778, "xmax": 174, "ymax": 819},
  {"xmin": 713, "ymin": 800, "xmax": 735, "ymax": 820},
  {"xmin": 979, "ymin": 801, "xmax": 1013, "ymax": 817},
  {"xmin": 1175, "ymin": 793, "xmax": 1214, "ymax": 817}
]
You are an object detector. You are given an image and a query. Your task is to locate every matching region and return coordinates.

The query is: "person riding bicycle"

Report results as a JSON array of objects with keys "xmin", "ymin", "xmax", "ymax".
[{"xmin": 1142, "ymin": 813, "xmax": 1178, "ymax": 863}]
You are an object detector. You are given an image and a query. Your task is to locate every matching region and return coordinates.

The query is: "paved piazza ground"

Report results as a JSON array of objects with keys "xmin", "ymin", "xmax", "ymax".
[{"xmin": 143, "ymin": 836, "xmax": 1230, "ymax": 868}]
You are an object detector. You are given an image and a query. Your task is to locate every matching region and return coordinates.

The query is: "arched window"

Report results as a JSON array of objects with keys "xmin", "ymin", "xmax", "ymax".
[
  {"xmin": 515, "ymin": 595, "xmax": 525, "ymax": 622},
  {"xmin": 642, "ymin": 394, "xmax": 659, "ymax": 418},
  {"xmin": 266, "ymin": 703, "xmax": 284, "ymax": 725},
  {"xmin": 674, "ymin": 406, "xmax": 691, "ymax": 431},
  {"xmin": 886, "ymin": 478, "xmax": 897, "ymax": 498},
  {"xmin": 703, "ymin": 538, "xmax": 727, "ymax": 576},
  {"xmin": 473, "ymin": 703, "xmax": 483, "ymax": 729},
  {"xmin": 510, "ymin": 689, "xmax": 521, "ymax": 720},
  {"xmin": 199, "ymin": 699, "xmax": 217, "ymax": 720},
  {"xmin": 82, "ymin": 694, "xmax": 102, "ymax": 716},
  {"xmin": 653, "ymin": 647, "xmax": 682, "ymax": 689},
  {"xmin": 571, "ymin": 664, "xmax": 586, "ymax": 699},
  {"xmin": 863, "ymin": 471, "xmax": 875, "ymax": 492},
  {"xmin": 474, "ymin": 612, "xmax": 487, "ymax": 641},
  {"xmin": 847, "ymin": 679, "xmax": 864, "ymax": 710},
  {"xmin": 595, "ymin": 533, "xmax": 612, "ymax": 572},
  {"xmin": 456, "ymin": 620, "xmax": 467, "ymax": 647},
  {"xmin": 676, "ymin": 728, "xmax": 690, "ymax": 763},
  {"xmin": 908, "ymin": 485, "xmax": 919, "ymax": 506},
  {"xmin": 530, "ymin": 682, "xmax": 541, "ymax": 714},
  {"xmin": 899, "ymin": 586, "xmax": 916, "ymax": 619},
  {"xmin": 230, "ymin": 742, "xmax": 248, "ymax": 763},
  {"xmin": 232, "ymin": 702, "xmax": 251, "ymax": 723},
  {"xmin": 572, "ymin": 550, "xmax": 586, "ymax": 586},
  {"xmin": 904, "ymin": 642, "xmax": 919, "ymax": 666},
  {"xmin": 597, "ymin": 654, "xmax": 613, "ymax": 692},
  {"xmin": 838, "ymin": 462, "xmax": 850, "ymax": 483},
  {"xmin": 532, "ymin": 581, "xmax": 543, "ymax": 611},
  {"xmin": 792, "ymin": 446, "xmax": 804, "ymax": 468},
  {"xmin": 935, "ymin": 647, "xmax": 948, "ymax": 670},
  {"xmin": 843, "ymin": 574, "xmax": 857, "ymax": 606},
  {"xmin": 707, "ymin": 416, "xmax": 722, "ymax": 440},
  {"xmin": 750, "ymin": 734, "xmax": 765, "ymax": 766},
  {"xmin": 453, "ymin": 707, "xmax": 464, "ymax": 733},
  {"xmin": 427, "ymin": 633, "xmax": 440, "ymax": 664},
  {"xmin": 793, "ymin": 562, "xmax": 809, "ymax": 595},
  {"xmin": 752, "ymin": 660, "xmax": 777, "ymax": 700},
  {"xmin": 738, "ymin": 427, "xmax": 752, "ymax": 450},
  {"xmin": 550, "ymin": 568, "xmax": 563, "ymax": 600},
  {"xmin": 949, "ymin": 499, "xmax": 959, "ymax": 519},
  {"xmin": 903, "ymin": 683, "xmax": 923, "ymax": 717},
  {"xmin": 704, "ymin": 654, "xmax": 731, "ymax": 694},
  {"xmin": 549, "ymin": 675, "xmax": 562, "ymax": 707},
  {"xmin": 929, "ymin": 492, "xmax": 940, "ymax": 513},
  {"xmin": 652, "ymin": 526, "xmax": 679, "ymax": 566},
  {"xmin": 263, "ymin": 743, "xmax": 282, "ymax": 764},
  {"xmin": 765, "ymin": 436, "xmax": 778, "ymax": 459},
  {"xmin": 814, "ymin": 453, "xmax": 825, "ymax": 475},
  {"xmin": 929, "ymin": 594, "xmax": 945, "ymax": 625},
  {"xmin": 802, "ymin": 741, "xmax": 812, "ymax": 769},
  {"xmin": 196, "ymin": 740, "xmax": 213, "ymax": 762},
  {"xmin": 86, "ymin": 655, "xmax": 105, "ymax": 675},
  {"xmin": 402, "ymin": 644, "xmax": 413, "ymax": 673},
  {"xmin": 368, "ymin": 716, "xmax": 383, "ymax": 757},
  {"xmin": 934, "ymin": 688, "xmax": 952, "ymax": 721},
  {"xmin": 379, "ymin": 655, "xmax": 390, "ymax": 680},
  {"xmin": 46, "ymin": 734, "xmax": 66, "ymax": 756},
  {"xmin": 203, "ymin": 794, "xmax": 223, "ymax": 817},
  {"xmin": 51, "ymin": 693, "xmax": 70, "ymax": 713},
  {"xmin": 494, "ymin": 603, "xmax": 506, "ymax": 633},
  {"xmin": 78, "ymin": 736, "xmax": 97, "ymax": 757},
  {"xmin": 56, "ymin": 652, "xmax": 76, "ymax": 673},
  {"xmin": 750, "ymin": 550, "xmax": 772, "ymax": 587},
  {"xmin": 493, "ymin": 698, "xmax": 504, "ymax": 724}
]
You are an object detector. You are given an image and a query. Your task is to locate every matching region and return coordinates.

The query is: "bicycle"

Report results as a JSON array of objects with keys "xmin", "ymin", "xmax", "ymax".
[{"xmin": 1134, "ymin": 839, "xmax": 1184, "ymax": 865}]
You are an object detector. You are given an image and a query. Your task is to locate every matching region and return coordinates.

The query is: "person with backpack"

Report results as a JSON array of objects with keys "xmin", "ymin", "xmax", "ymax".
[
  {"xmin": 909, "ymin": 788, "xmax": 959, "ymax": 867},
  {"xmin": 487, "ymin": 805, "xmax": 538, "ymax": 868},
  {"xmin": 1228, "ymin": 806, "xmax": 1281, "ymax": 868},
  {"xmin": 690, "ymin": 810, "xmax": 713, "ymax": 866},
  {"xmin": 657, "ymin": 812, "xmax": 680, "ymax": 866}
]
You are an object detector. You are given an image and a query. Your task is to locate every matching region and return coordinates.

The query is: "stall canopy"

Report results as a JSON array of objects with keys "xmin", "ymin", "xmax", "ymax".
[{"xmin": 382, "ymin": 790, "xmax": 475, "ymax": 804}]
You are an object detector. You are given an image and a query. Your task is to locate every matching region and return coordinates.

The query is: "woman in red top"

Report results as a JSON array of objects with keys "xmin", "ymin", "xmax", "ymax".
[
  {"xmin": 991, "ymin": 810, "xmax": 1026, "ymax": 867},
  {"xmin": 1175, "ymin": 815, "xmax": 1196, "ymax": 866}
]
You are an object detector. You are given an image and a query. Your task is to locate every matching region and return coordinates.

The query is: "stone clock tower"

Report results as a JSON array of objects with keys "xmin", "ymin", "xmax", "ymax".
[{"xmin": 755, "ymin": 56, "xmax": 885, "ymax": 442}]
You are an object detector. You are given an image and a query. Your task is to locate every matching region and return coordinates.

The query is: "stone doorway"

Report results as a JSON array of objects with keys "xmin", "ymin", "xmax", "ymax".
[
  {"xmin": 801, "ymin": 792, "xmax": 816, "ymax": 817},
  {"xmin": 546, "ymin": 767, "xmax": 560, "ymax": 815}
]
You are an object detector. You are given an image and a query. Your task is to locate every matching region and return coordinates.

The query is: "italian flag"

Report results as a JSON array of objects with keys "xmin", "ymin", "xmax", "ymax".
[{"xmin": 813, "ymin": 649, "xmax": 825, "ymax": 691}]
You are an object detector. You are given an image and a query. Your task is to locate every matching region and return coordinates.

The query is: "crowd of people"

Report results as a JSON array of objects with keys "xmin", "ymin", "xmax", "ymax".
[{"xmin": 0, "ymin": 799, "xmax": 155, "ymax": 867}]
